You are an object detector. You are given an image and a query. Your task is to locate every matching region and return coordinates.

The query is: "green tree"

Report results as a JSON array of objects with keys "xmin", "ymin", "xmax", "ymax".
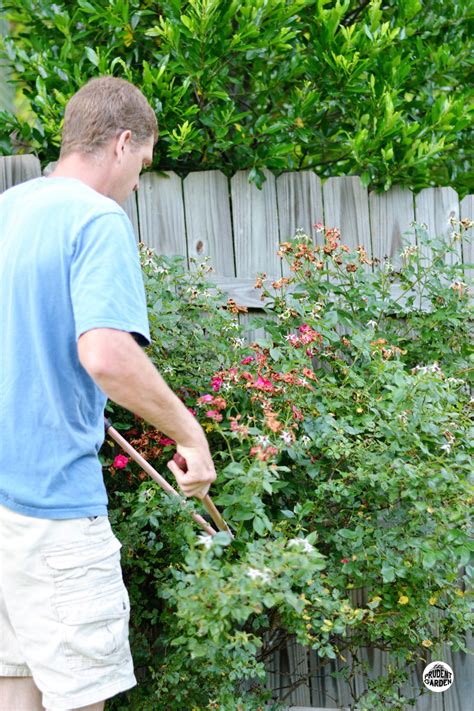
[{"xmin": 0, "ymin": 0, "xmax": 472, "ymax": 194}]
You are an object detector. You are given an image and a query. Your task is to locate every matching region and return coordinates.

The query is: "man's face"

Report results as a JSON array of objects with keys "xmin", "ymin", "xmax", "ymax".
[{"xmin": 111, "ymin": 133, "xmax": 154, "ymax": 204}]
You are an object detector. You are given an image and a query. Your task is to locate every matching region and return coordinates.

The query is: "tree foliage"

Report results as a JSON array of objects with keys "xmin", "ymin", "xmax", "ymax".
[{"xmin": 0, "ymin": 0, "xmax": 472, "ymax": 194}]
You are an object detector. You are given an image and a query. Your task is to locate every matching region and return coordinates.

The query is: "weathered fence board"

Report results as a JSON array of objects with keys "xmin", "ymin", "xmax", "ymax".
[
  {"xmin": 369, "ymin": 185, "xmax": 415, "ymax": 267},
  {"xmin": 0, "ymin": 154, "xmax": 41, "ymax": 192},
  {"xmin": 183, "ymin": 170, "xmax": 235, "ymax": 276},
  {"xmin": 460, "ymin": 194, "xmax": 473, "ymax": 280},
  {"xmin": 231, "ymin": 168, "xmax": 282, "ymax": 279},
  {"xmin": 276, "ymin": 171, "xmax": 325, "ymax": 279},
  {"xmin": 122, "ymin": 191, "xmax": 140, "ymax": 239},
  {"xmin": 276, "ymin": 171, "xmax": 324, "ymax": 241},
  {"xmin": 414, "ymin": 187, "xmax": 459, "ymax": 241},
  {"xmin": 286, "ymin": 641, "xmax": 311, "ymax": 707},
  {"xmin": 136, "ymin": 171, "xmax": 187, "ymax": 258},
  {"xmin": 322, "ymin": 176, "xmax": 372, "ymax": 255},
  {"xmin": 414, "ymin": 187, "xmax": 461, "ymax": 264}
]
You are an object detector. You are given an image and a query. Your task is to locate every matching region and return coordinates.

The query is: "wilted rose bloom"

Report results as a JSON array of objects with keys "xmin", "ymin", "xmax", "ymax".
[
  {"xmin": 285, "ymin": 333, "xmax": 300, "ymax": 347},
  {"xmin": 212, "ymin": 396, "xmax": 227, "ymax": 410},
  {"xmin": 250, "ymin": 445, "xmax": 279, "ymax": 461},
  {"xmin": 113, "ymin": 455, "xmax": 129, "ymax": 469},
  {"xmin": 291, "ymin": 405, "xmax": 304, "ymax": 421}
]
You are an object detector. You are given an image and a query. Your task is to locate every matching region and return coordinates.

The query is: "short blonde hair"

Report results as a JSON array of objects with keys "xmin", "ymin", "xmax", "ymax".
[{"xmin": 60, "ymin": 76, "xmax": 158, "ymax": 158}]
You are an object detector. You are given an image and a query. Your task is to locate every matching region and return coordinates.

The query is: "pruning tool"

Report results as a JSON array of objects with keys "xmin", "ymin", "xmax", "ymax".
[{"xmin": 105, "ymin": 418, "xmax": 233, "ymax": 539}]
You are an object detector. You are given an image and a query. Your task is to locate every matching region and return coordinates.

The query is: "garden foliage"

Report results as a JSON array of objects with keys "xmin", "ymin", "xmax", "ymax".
[
  {"xmin": 0, "ymin": 0, "xmax": 472, "ymax": 195},
  {"xmin": 103, "ymin": 221, "xmax": 473, "ymax": 710}
]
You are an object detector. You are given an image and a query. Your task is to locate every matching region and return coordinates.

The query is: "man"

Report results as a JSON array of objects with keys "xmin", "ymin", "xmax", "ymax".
[{"xmin": 0, "ymin": 76, "xmax": 216, "ymax": 711}]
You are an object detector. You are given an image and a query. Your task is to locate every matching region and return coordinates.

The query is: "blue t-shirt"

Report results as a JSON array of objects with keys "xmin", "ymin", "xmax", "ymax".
[{"xmin": 0, "ymin": 177, "xmax": 150, "ymax": 519}]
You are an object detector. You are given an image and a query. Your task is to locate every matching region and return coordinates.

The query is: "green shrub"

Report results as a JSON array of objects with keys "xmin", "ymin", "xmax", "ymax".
[
  {"xmin": 103, "ymin": 221, "xmax": 473, "ymax": 710},
  {"xmin": 0, "ymin": 0, "xmax": 472, "ymax": 194}
]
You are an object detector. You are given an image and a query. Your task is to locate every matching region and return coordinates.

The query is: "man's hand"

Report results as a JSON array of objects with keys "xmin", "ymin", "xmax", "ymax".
[{"xmin": 166, "ymin": 446, "xmax": 216, "ymax": 499}]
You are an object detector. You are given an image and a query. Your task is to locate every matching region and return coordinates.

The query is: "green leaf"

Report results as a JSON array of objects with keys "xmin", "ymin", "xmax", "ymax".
[
  {"xmin": 381, "ymin": 562, "xmax": 396, "ymax": 582},
  {"xmin": 84, "ymin": 46, "xmax": 99, "ymax": 67},
  {"xmin": 422, "ymin": 550, "xmax": 437, "ymax": 569}
]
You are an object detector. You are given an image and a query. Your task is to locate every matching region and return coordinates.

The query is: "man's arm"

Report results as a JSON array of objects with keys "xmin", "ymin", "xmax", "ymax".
[{"xmin": 77, "ymin": 327, "xmax": 216, "ymax": 498}]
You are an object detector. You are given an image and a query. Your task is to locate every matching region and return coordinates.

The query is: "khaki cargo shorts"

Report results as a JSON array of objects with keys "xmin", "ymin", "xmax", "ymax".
[{"xmin": 0, "ymin": 503, "xmax": 136, "ymax": 710}]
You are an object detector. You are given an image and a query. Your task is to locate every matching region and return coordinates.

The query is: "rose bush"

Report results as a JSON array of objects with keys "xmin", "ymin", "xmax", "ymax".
[{"xmin": 103, "ymin": 221, "xmax": 473, "ymax": 710}]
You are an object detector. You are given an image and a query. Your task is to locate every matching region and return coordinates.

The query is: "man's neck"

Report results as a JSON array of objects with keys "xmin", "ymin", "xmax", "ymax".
[{"xmin": 48, "ymin": 152, "xmax": 111, "ymax": 197}]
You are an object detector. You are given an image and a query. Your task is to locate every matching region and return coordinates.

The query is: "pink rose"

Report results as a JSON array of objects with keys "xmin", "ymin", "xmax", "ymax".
[
  {"xmin": 240, "ymin": 356, "xmax": 254, "ymax": 365},
  {"xmin": 255, "ymin": 375, "xmax": 274, "ymax": 392},
  {"xmin": 113, "ymin": 455, "xmax": 129, "ymax": 469},
  {"xmin": 158, "ymin": 437, "xmax": 175, "ymax": 446},
  {"xmin": 211, "ymin": 376, "xmax": 223, "ymax": 392},
  {"xmin": 198, "ymin": 394, "xmax": 214, "ymax": 404},
  {"xmin": 206, "ymin": 410, "xmax": 223, "ymax": 421}
]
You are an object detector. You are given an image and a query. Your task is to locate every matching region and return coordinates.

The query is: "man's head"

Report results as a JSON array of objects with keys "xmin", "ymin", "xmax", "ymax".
[
  {"xmin": 56, "ymin": 76, "xmax": 157, "ymax": 203},
  {"xmin": 59, "ymin": 76, "xmax": 158, "ymax": 160}
]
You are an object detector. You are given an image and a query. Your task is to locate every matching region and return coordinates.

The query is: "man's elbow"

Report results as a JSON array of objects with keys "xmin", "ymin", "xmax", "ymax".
[{"xmin": 77, "ymin": 329, "xmax": 131, "ymax": 384}]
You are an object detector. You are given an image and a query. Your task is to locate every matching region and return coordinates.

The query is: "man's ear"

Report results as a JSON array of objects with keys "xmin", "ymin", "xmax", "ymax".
[{"xmin": 115, "ymin": 129, "xmax": 132, "ymax": 161}]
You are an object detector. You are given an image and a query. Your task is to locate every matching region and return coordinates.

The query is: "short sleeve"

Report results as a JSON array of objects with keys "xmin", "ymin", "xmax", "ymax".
[{"xmin": 70, "ymin": 212, "xmax": 150, "ymax": 345}]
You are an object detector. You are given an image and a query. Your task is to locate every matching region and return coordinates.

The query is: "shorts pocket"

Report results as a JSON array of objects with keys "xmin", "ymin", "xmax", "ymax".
[{"xmin": 43, "ymin": 538, "xmax": 131, "ymax": 673}]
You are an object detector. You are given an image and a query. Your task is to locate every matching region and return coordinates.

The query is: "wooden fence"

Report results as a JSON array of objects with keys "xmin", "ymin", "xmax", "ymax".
[
  {"xmin": 1, "ymin": 155, "xmax": 473, "ymax": 710},
  {"xmin": 1, "ymin": 156, "xmax": 473, "ymax": 308}
]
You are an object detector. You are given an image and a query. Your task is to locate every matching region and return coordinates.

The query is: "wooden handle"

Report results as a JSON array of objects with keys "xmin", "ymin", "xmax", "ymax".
[
  {"xmin": 107, "ymin": 424, "xmax": 217, "ymax": 537},
  {"xmin": 202, "ymin": 495, "xmax": 234, "ymax": 537},
  {"xmin": 173, "ymin": 453, "xmax": 234, "ymax": 538}
]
